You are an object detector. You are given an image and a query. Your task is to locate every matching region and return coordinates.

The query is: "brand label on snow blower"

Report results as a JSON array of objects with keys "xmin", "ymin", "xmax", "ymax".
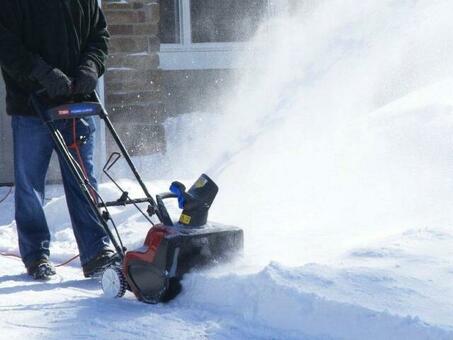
[
  {"xmin": 72, "ymin": 108, "xmax": 94, "ymax": 114},
  {"xmin": 179, "ymin": 214, "xmax": 192, "ymax": 224},
  {"xmin": 57, "ymin": 106, "xmax": 94, "ymax": 116}
]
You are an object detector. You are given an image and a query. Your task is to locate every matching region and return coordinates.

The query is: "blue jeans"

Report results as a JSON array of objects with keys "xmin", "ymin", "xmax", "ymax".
[{"xmin": 12, "ymin": 115, "xmax": 110, "ymax": 268}]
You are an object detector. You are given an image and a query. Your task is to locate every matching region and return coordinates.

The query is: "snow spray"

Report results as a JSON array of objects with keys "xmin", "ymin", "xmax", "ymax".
[{"xmin": 153, "ymin": 0, "xmax": 453, "ymax": 267}]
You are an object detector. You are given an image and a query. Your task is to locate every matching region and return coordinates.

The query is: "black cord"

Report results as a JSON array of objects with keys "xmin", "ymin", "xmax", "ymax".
[{"xmin": 0, "ymin": 186, "xmax": 13, "ymax": 204}]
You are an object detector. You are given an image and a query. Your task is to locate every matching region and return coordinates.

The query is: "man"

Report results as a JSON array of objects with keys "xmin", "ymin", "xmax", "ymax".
[{"xmin": 0, "ymin": 0, "xmax": 116, "ymax": 280}]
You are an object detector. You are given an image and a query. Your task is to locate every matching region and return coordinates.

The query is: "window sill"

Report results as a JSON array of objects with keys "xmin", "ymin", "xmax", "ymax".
[{"xmin": 159, "ymin": 43, "xmax": 255, "ymax": 70}]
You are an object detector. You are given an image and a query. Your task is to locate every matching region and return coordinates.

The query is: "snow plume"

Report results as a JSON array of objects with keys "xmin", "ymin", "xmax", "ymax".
[{"xmin": 155, "ymin": 0, "xmax": 453, "ymax": 266}]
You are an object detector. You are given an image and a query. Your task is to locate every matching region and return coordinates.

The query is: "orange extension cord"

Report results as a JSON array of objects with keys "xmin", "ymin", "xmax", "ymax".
[{"xmin": 0, "ymin": 252, "xmax": 80, "ymax": 267}]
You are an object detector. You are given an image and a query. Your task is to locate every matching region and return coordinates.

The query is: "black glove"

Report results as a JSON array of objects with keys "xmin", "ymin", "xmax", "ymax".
[
  {"xmin": 73, "ymin": 61, "xmax": 99, "ymax": 95},
  {"xmin": 30, "ymin": 58, "xmax": 72, "ymax": 98}
]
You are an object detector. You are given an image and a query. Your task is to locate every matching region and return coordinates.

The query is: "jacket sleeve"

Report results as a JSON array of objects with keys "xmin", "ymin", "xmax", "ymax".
[
  {"xmin": 79, "ymin": 0, "xmax": 110, "ymax": 76},
  {"xmin": 0, "ymin": 0, "xmax": 37, "ymax": 81}
]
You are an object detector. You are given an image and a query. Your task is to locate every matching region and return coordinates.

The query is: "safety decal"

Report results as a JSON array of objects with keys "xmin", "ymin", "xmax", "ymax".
[{"xmin": 179, "ymin": 214, "xmax": 192, "ymax": 224}]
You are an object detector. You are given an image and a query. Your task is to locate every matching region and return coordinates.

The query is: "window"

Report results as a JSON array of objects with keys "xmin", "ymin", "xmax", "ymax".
[
  {"xmin": 190, "ymin": 0, "xmax": 267, "ymax": 43},
  {"xmin": 159, "ymin": 0, "xmax": 181, "ymax": 44},
  {"xmin": 159, "ymin": 0, "xmax": 284, "ymax": 70}
]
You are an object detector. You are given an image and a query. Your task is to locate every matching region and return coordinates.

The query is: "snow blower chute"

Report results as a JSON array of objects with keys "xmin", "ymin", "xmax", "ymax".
[{"xmin": 30, "ymin": 92, "xmax": 244, "ymax": 303}]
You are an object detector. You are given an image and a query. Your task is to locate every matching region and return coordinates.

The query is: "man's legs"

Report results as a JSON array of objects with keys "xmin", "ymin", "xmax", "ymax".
[
  {"xmin": 56, "ymin": 117, "xmax": 110, "ymax": 266},
  {"xmin": 12, "ymin": 116, "xmax": 54, "ymax": 268}
]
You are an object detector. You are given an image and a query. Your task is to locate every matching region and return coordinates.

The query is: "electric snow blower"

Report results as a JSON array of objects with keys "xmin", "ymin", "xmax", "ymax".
[{"xmin": 30, "ymin": 92, "xmax": 243, "ymax": 303}]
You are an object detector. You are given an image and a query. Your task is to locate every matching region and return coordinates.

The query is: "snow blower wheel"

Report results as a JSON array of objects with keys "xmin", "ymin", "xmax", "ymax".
[{"xmin": 101, "ymin": 266, "xmax": 127, "ymax": 298}]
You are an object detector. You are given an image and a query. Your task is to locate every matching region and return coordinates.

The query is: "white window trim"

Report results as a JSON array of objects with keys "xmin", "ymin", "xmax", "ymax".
[{"xmin": 159, "ymin": 0, "xmax": 288, "ymax": 70}]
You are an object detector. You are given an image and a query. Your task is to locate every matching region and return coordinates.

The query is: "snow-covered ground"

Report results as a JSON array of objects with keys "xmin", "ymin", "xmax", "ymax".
[{"xmin": 2, "ymin": 0, "xmax": 453, "ymax": 339}]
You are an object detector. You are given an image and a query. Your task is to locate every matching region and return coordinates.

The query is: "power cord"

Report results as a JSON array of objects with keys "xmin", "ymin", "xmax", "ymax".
[
  {"xmin": 0, "ymin": 252, "xmax": 80, "ymax": 267},
  {"xmin": 0, "ymin": 183, "xmax": 14, "ymax": 204}
]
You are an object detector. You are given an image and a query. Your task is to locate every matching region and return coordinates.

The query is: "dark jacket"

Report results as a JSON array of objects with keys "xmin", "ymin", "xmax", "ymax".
[{"xmin": 0, "ymin": 0, "xmax": 109, "ymax": 116}]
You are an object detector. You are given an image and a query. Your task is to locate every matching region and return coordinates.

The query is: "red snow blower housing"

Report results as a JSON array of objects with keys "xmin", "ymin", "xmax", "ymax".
[{"xmin": 30, "ymin": 92, "xmax": 243, "ymax": 303}]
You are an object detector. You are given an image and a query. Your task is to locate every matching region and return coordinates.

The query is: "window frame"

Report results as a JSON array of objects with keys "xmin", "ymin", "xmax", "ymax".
[{"xmin": 159, "ymin": 0, "xmax": 287, "ymax": 70}]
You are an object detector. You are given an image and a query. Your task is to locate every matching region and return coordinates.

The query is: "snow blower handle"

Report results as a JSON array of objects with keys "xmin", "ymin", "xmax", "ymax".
[
  {"xmin": 30, "ymin": 90, "xmax": 103, "ymax": 122},
  {"xmin": 154, "ymin": 181, "xmax": 188, "ymax": 214},
  {"xmin": 154, "ymin": 182, "xmax": 188, "ymax": 227},
  {"xmin": 169, "ymin": 181, "xmax": 187, "ymax": 209}
]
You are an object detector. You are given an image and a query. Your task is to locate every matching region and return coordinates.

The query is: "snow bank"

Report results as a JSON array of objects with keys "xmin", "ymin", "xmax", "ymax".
[{"xmin": 180, "ymin": 263, "xmax": 453, "ymax": 340}]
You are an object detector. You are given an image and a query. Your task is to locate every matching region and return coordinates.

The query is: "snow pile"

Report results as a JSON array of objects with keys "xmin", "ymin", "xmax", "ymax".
[{"xmin": 180, "ymin": 263, "xmax": 452, "ymax": 340}]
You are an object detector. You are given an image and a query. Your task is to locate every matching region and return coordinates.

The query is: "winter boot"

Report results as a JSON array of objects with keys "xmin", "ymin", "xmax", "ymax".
[
  {"xmin": 82, "ymin": 248, "xmax": 118, "ymax": 278},
  {"xmin": 27, "ymin": 258, "xmax": 56, "ymax": 280}
]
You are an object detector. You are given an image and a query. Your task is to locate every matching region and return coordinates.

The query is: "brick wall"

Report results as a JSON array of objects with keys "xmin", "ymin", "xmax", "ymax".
[{"xmin": 103, "ymin": 0, "xmax": 165, "ymax": 155}]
